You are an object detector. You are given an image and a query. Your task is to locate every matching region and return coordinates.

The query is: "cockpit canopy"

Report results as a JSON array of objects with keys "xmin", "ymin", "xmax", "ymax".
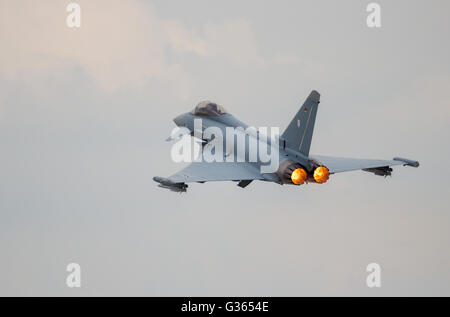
[{"xmin": 190, "ymin": 101, "xmax": 227, "ymax": 117}]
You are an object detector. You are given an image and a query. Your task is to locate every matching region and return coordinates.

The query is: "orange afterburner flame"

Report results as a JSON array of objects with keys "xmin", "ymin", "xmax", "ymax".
[
  {"xmin": 313, "ymin": 166, "xmax": 330, "ymax": 183},
  {"xmin": 291, "ymin": 168, "xmax": 307, "ymax": 185}
]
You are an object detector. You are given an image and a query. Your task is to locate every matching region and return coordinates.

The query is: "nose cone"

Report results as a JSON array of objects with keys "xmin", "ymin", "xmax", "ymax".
[{"xmin": 173, "ymin": 114, "xmax": 185, "ymax": 126}]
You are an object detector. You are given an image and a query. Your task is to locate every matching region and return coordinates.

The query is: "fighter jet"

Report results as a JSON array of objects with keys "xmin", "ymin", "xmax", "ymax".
[{"xmin": 154, "ymin": 90, "xmax": 419, "ymax": 192}]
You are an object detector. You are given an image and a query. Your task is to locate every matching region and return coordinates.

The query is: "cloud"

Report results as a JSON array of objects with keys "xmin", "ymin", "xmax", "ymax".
[
  {"xmin": 165, "ymin": 18, "xmax": 264, "ymax": 65},
  {"xmin": 0, "ymin": 0, "xmax": 263, "ymax": 95}
]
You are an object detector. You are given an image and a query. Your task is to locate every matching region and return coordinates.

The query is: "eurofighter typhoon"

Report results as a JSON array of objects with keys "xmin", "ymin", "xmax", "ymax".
[{"xmin": 154, "ymin": 91, "xmax": 419, "ymax": 192}]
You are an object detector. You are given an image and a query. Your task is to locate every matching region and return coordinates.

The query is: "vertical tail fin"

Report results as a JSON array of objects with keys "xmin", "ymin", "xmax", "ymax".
[{"xmin": 281, "ymin": 90, "xmax": 320, "ymax": 156}]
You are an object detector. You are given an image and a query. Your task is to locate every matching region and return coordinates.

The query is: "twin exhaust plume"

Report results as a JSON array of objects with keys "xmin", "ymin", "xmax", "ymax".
[{"xmin": 290, "ymin": 166, "xmax": 330, "ymax": 185}]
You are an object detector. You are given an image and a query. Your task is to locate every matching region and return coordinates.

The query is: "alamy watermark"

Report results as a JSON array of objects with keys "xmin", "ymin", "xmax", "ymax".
[
  {"xmin": 170, "ymin": 119, "xmax": 280, "ymax": 173},
  {"xmin": 366, "ymin": 3, "xmax": 381, "ymax": 28},
  {"xmin": 66, "ymin": 262, "xmax": 81, "ymax": 288},
  {"xmin": 66, "ymin": 2, "xmax": 81, "ymax": 28},
  {"xmin": 366, "ymin": 262, "xmax": 382, "ymax": 288}
]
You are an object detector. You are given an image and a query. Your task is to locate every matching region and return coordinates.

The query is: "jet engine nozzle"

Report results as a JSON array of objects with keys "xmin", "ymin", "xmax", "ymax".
[
  {"xmin": 313, "ymin": 166, "xmax": 330, "ymax": 183},
  {"xmin": 276, "ymin": 159, "xmax": 308, "ymax": 185},
  {"xmin": 291, "ymin": 168, "xmax": 308, "ymax": 185}
]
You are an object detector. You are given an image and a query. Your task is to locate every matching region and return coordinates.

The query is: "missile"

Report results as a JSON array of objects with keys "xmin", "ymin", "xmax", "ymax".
[
  {"xmin": 153, "ymin": 176, "xmax": 176, "ymax": 186},
  {"xmin": 153, "ymin": 176, "xmax": 188, "ymax": 192}
]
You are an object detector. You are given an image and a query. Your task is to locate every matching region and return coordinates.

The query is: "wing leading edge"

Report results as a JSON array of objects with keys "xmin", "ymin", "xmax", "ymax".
[{"xmin": 311, "ymin": 155, "xmax": 419, "ymax": 174}]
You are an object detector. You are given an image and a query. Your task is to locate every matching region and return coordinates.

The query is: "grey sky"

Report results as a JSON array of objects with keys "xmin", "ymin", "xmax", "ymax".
[{"xmin": 0, "ymin": 0, "xmax": 449, "ymax": 296}]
